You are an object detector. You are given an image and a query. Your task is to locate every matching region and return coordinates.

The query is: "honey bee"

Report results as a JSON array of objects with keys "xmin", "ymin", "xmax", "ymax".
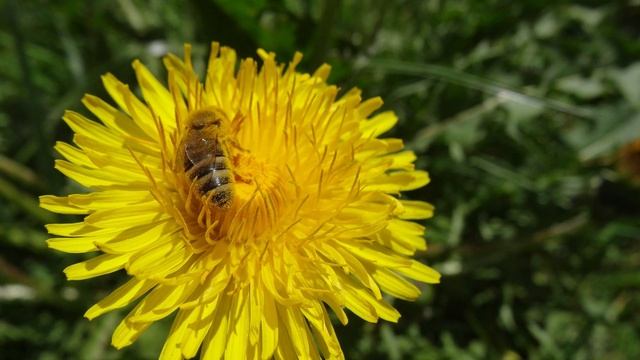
[{"xmin": 180, "ymin": 108, "xmax": 234, "ymax": 208}]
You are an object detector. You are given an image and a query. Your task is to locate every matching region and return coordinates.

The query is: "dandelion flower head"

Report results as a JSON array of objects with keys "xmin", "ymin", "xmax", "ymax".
[{"xmin": 40, "ymin": 43, "xmax": 440, "ymax": 359}]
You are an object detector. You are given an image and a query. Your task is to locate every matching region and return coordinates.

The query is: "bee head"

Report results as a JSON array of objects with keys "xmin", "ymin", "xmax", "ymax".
[
  {"xmin": 191, "ymin": 118, "xmax": 220, "ymax": 130},
  {"xmin": 189, "ymin": 108, "xmax": 226, "ymax": 131}
]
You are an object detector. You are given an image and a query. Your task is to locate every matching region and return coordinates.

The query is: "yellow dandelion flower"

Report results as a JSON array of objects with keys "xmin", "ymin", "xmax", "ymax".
[{"xmin": 40, "ymin": 42, "xmax": 440, "ymax": 359}]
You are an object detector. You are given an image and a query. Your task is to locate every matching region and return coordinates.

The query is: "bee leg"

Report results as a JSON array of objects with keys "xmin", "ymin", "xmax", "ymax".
[
  {"xmin": 231, "ymin": 112, "xmax": 245, "ymax": 136},
  {"xmin": 229, "ymin": 139, "xmax": 250, "ymax": 153},
  {"xmin": 228, "ymin": 113, "xmax": 251, "ymax": 153}
]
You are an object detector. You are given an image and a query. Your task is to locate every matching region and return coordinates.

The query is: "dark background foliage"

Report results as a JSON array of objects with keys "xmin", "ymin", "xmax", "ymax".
[{"xmin": 1, "ymin": 0, "xmax": 640, "ymax": 359}]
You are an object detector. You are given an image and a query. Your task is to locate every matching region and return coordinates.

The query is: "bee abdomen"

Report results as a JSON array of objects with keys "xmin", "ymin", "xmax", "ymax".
[
  {"xmin": 194, "ymin": 167, "xmax": 234, "ymax": 208},
  {"xmin": 199, "ymin": 169, "xmax": 232, "ymax": 192},
  {"xmin": 187, "ymin": 156, "xmax": 230, "ymax": 180},
  {"xmin": 207, "ymin": 184, "xmax": 233, "ymax": 208}
]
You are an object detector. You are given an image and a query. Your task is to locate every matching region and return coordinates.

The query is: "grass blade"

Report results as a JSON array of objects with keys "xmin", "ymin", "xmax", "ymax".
[{"xmin": 369, "ymin": 59, "xmax": 593, "ymax": 119}]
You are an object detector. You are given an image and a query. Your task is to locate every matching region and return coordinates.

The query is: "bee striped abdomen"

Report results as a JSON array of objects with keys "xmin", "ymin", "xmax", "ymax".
[
  {"xmin": 188, "ymin": 157, "xmax": 233, "ymax": 208},
  {"xmin": 188, "ymin": 157, "xmax": 229, "ymax": 179}
]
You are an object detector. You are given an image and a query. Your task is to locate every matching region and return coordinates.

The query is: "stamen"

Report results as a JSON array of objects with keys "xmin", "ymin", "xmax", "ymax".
[
  {"xmin": 204, "ymin": 220, "xmax": 219, "ymax": 245},
  {"xmin": 185, "ymin": 180, "xmax": 200, "ymax": 217},
  {"xmin": 349, "ymin": 166, "xmax": 362, "ymax": 198},
  {"xmin": 247, "ymin": 61, "xmax": 257, "ymax": 115},
  {"xmin": 317, "ymin": 169, "xmax": 325, "ymax": 200},
  {"xmin": 291, "ymin": 194, "xmax": 310, "ymax": 222},
  {"xmin": 197, "ymin": 195, "xmax": 209, "ymax": 227},
  {"xmin": 316, "ymin": 105, "xmax": 340, "ymax": 146},
  {"xmin": 327, "ymin": 150, "xmax": 338, "ymax": 174}
]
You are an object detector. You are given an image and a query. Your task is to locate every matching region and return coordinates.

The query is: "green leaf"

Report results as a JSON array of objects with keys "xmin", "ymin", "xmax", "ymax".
[
  {"xmin": 579, "ymin": 112, "xmax": 640, "ymax": 161},
  {"xmin": 555, "ymin": 74, "xmax": 606, "ymax": 100},
  {"xmin": 611, "ymin": 63, "xmax": 640, "ymax": 109}
]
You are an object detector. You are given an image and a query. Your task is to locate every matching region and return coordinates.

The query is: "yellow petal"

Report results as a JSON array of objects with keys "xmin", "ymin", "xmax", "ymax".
[
  {"xmin": 67, "ymin": 190, "xmax": 154, "ymax": 210},
  {"xmin": 273, "ymin": 321, "xmax": 298, "ymax": 360},
  {"xmin": 126, "ymin": 281, "xmax": 199, "ymax": 323},
  {"xmin": 366, "ymin": 170, "xmax": 430, "ymax": 192},
  {"xmin": 82, "ymin": 94, "xmax": 150, "ymax": 140},
  {"xmin": 261, "ymin": 264, "xmax": 297, "ymax": 305},
  {"xmin": 396, "ymin": 200, "xmax": 435, "ymax": 220},
  {"xmin": 249, "ymin": 284, "xmax": 263, "ymax": 345},
  {"xmin": 336, "ymin": 201, "xmax": 392, "ymax": 225},
  {"xmin": 368, "ymin": 296, "xmax": 400, "ymax": 323},
  {"xmin": 386, "ymin": 150, "xmax": 417, "ymax": 170},
  {"xmin": 300, "ymin": 303, "xmax": 344, "ymax": 360},
  {"xmin": 201, "ymin": 294, "xmax": 232, "ymax": 360},
  {"xmin": 45, "ymin": 222, "xmax": 84, "ymax": 236},
  {"xmin": 74, "ymin": 134, "xmax": 161, "ymax": 175},
  {"xmin": 360, "ymin": 111, "xmax": 397, "ymax": 138},
  {"xmin": 163, "ymin": 53, "xmax": 189, "ymax": 94},
  {"xmin": 316, "ymin": 243, "xmax": 347, "ymax": 267},
  {"xmin": 335, "ymin": 246, "xmax": 382, "ymax": 299},
  {"xmin": 281, "ymin": 306, "xmax": 311, "ymax": 359},
  {"xmin": 84, "ymin": 201, "xmax": 166, "ymax": 228},
  {"xmin": 54, "ymin": 141, "xmax": 95, "ymax": 168},
  {"xmin": 95, "ymin": 220, "xmax": 178, "ymax": 254},
  {"xmin": 160, "ymin": 297, "xmax": 218, "ymax": 360},
  {"xmin": 111, "ymin": 318, "xmax": 151, "ymax": 349},
  {"xmin": 54, "ymin": 160, "xmax": 144, "ymax": 188},
  {"xmin": 39, "ymin": 195, "xmax": 88, "ymax": 214},
  {"xmin": 356, "ymin": 138, "xmax": 404, "ymax": 160},
  {"xmin": 337, "ymin": 269, "xmax": 401, "ymax": 322},
  {"xmin": 47, "ymin": 237, "xmax": 98, "ymax": 253},
  {"xmin": 126, "ymin": 236, "xmax": 191, "ymax": 278},
  {"xmin": 180, "ymin": 263, "xmax": 230, "ymax": 309},
  {"xmin": 181, "ymin": 297, "xmax": 220, "ymax": 358},
  {"xmin": 224, "ymin": 287, "xmax": 250, "ymax": 360},
  {"xmin": 312, "ymin": 63, "xmax": 332, "ymax": 81},
  {"xmin": 62, "ymin": 111, "xmax": 121, "ymax": 147},
  {"xmin": 159, "ymin": 310, "xmax": 188, "ymax": 360},
  {"xmin": 45, "ymin": 222, "xmax": 116, "ymax": 237},
  {"xmin": 340, "ymin": 281, "xmax": 378, "ymax": 323},
  {"xmin": 318, "ymin": 291, "xmax": 349, "ymax": 326},
  {"xmin": 338, "ymin": 241, "xmax": 412, "ymax": 268},
  {"xmin": 101, "ymin": 73, "xmax": 158, "ymax": 138},
  {"xmin": 261, "ymin": 290, "xmax": 279, "ymax": 360},
  {"xmin": 370, "ymin": 267, "xmax": 421, "ymax": 301},
  {"xmin": 377, "ymin": 231, "xmax": 417, "ymax": 256},
  {"xmin": 357, "ymin": 97, "xmax": 383, "ymax": 118},
  {"xmin": 384, "ymin": 219, "xmax": 427, "ymax": 251},
  {"xmin": 395, "ymin": 260, "xmax": 441, "ymax": 284},
  {"xmin": 64, "ymin": 253, "xmax": 131, "ymax": 280},
  {"xmin": 85, "ymin": 278, "xmax": 156, "ymax": 320},
  {"xmin": 363, "ymin": 150, "xmax": 417, "ymax": 174},
  {"xmin": 132, "ymin": 60, "xmax": 176, "ymax": 131}
]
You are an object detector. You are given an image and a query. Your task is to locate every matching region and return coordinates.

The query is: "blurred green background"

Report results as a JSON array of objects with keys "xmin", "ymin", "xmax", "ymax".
[{"xmin": 2, "ymin": 0, "xmax": 640, "ymax": 359}]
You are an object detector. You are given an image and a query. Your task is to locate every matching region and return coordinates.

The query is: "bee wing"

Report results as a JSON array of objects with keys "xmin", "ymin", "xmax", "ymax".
[{"xmin": 184, "ymin": 134, "xmax": 219, "ymax": 167}]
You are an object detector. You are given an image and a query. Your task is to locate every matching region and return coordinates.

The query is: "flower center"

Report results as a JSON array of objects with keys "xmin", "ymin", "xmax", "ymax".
[{"xmin": 174, "ymin": 146, "xmax": 290, "ymax": 253}]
